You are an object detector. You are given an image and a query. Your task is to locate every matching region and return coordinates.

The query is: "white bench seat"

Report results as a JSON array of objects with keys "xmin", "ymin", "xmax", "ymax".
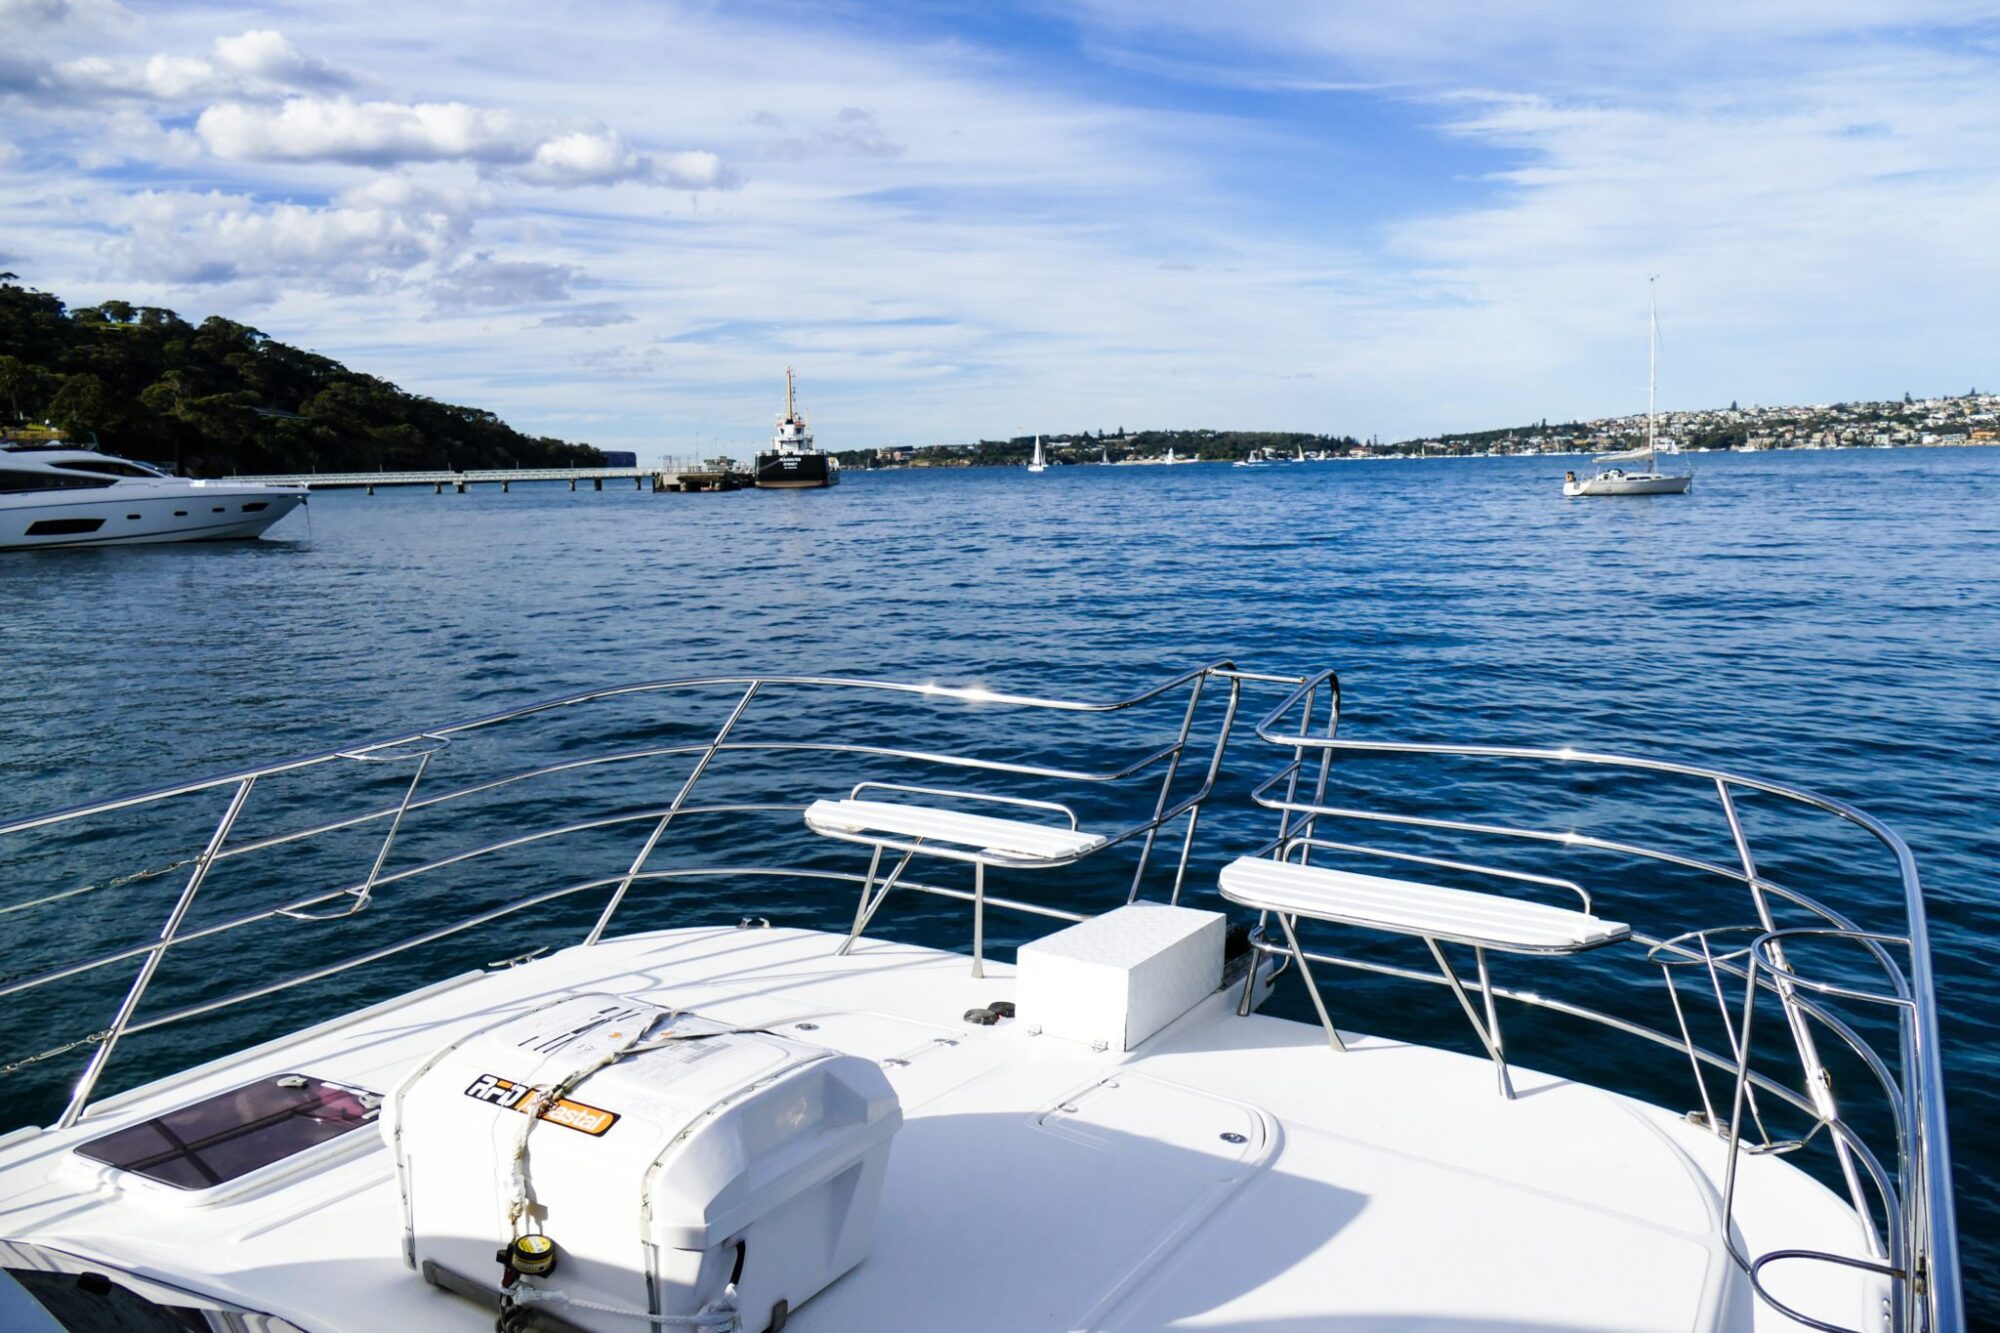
[
  {"xmin": 1219, "ymin": 856, "xmax": 1628, "ymax": 954},
  {"xmin": 805, "ymin": 798, "xmax": 1107, "ymax": 862}
]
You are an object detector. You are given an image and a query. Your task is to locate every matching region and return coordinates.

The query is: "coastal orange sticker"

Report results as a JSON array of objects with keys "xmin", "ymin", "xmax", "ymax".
[{"xmin": 463, "ymin": 1074, "xmax": 619, "ymax": 1136}]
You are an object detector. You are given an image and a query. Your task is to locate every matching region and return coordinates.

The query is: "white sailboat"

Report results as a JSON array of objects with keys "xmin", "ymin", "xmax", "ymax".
[
  {"xmin": 1027, "ymin": 434, "xmax": 1046, "ymax": 473},
  {"xmin": 1564, "ymin": 280, "xmax": 1694, "ymax": 497}
]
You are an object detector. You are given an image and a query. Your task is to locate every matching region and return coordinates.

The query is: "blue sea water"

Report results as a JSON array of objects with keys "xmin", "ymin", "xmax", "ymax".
[{"xmin": 2, "ymin": 447, "xmax": 1996, "ymax": 1319}]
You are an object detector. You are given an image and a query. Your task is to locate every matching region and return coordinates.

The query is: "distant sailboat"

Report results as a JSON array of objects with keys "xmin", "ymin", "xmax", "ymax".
[
  {"xmin": 1027, "ymin": 435, "xmax": 1046, "ymax": 473},
  {"xmin": 1564, "ymin": 280, "xmax": 1693, "ymax": 497}
]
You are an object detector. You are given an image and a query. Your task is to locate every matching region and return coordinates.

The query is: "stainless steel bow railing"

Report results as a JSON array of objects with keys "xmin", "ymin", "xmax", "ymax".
[
  {"xmin": 0, "ymin": 665, "xmax": 1293, "ymax": 1133},
  {"xmin": 1242, "ymin": 669, "xmax": 1960, "ymax": 1333}
]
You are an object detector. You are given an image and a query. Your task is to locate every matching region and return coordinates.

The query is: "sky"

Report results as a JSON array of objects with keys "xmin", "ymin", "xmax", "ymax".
[{"xmin": 3, "ymin": 0, "xmax": 1998, "ymax": 456}]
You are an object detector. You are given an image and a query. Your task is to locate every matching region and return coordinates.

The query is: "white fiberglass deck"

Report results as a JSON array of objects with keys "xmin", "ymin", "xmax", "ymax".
[{"xmin": 0, "ymin": 925, "xmax": 1879, "ymax": 1331}]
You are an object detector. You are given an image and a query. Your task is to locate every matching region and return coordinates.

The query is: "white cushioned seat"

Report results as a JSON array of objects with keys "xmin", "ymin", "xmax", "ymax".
[
  {"xmin": 1219, "ymin": 856, "xmax": 1627, "ymax": 953},
  {"xmin": 805, "ymin": 798, "xmax": 1106, "ymax": 862}
]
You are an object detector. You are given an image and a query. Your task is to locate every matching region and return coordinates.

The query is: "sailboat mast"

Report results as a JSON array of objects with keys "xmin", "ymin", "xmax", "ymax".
[{"xmin": 1646, "ymin": 279, "xmax": 1658, "ymax": 472}]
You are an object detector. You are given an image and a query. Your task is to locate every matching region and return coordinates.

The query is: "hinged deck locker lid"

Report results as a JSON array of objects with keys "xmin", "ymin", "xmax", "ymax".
[{"xmin": 381, "ymin": 992, "xmax": 901, "ymax": 1329}]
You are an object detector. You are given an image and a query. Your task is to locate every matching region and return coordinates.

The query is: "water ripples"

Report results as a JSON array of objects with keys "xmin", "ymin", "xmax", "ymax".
[{"xmin": 1, "ymin": 446, "xmax": 1996, "ymax": 1313}]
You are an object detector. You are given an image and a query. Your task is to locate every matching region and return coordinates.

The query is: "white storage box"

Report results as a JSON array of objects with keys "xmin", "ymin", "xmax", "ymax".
[
  {"xmin": 383, "ymin": 993, "xmax": 900, "ymax": 1332},
  {"xmin": 1016, "ymin": 903, "xmax": 1226, "ymax": 1052}
]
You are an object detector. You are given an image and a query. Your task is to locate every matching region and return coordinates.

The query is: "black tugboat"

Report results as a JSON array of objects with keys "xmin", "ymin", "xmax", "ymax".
[{"xmin": 754, "ymin": 367, "xmax": 840, "ymax": 489}]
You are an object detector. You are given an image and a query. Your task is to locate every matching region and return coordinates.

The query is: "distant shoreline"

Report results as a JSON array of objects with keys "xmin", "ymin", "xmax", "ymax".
[{"xmin": 838, "ymin": 440, "xmax": 1997, "ymax": 472}]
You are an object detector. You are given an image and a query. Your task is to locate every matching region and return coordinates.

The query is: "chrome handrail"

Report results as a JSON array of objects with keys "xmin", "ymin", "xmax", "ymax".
[
  {"xmin": 0, "ymin": 665, "xmax": 1959, "ymax": 1329},
  {"xmin": 0, "ymin": 666, "xmax": 1249, "ymax": 839},
  {"xmin": 0, "ymin": 664, "xmax": 1274, "ymax": 1129},
  {"xmin": 1244, "ymin": 669, "xmax": 1959, "ymax": 1333}
]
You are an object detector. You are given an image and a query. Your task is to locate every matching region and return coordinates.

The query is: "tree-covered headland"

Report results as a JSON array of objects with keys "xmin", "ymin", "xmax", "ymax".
[{"xmin": 0, "ymin": 276, "xmax": 600, "ymax": 476}]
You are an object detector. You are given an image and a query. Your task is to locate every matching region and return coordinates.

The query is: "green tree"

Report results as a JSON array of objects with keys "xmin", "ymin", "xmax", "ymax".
[
  {"xmin": 0, "ymin": 281, "xmax": 604, "ymax": 473},
  {"xmin": 47, "ymin": 372, "xmax": 113, "ymax": 436},
  {"xmin": 0, "ymin": 354, "xmax": 34, "ymax": 421}
]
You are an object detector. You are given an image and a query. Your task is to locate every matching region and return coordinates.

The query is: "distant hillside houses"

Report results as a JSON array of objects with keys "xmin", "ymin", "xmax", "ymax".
[
  {"xmin": 1392, "ymin": 391, "xmax": 1999, "ymax": 457},
  {"xmin": 830, "ymin": 395, "xmax": 1997, "ymax": 470},
  {"xmin": 834, "ymin": 428, "xmax": 1357, "ymax": 469}
]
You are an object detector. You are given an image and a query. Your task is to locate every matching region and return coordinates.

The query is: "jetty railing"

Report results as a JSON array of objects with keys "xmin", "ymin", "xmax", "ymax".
[
  {"xmin": 1241, "ymin": 669, "xmax": 1959, "ymax": 1333},
  {"xmin": 0, "ymin": 665, "xmax": 1291, "ymax": 1131}
]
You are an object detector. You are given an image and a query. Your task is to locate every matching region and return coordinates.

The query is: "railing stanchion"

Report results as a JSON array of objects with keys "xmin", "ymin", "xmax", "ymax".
[
  {"xmin": 58, "ymin": 776, "xmax": 256, "ymax": 1128},
  {"xmin": 584, "ymin": 681, "xmax": 760, "ymax": 946},
  {"xmin": 349, "ymin": 748, "xmax": 433, "ymax": 915},
  {"xmin": 1716, "ymin": 778, "xmax": 1875, "ymax": 1251},
  {"xmin": 1128, "ymin": 673, "xmax": 1206, "ymax": 903},
  {"xmin": 1169, "ymin": 677, "xmax": 1243, "ymax": 905},
  {"xmin": 971, "ymin": 862, "xmax": 986, "ymax": 978}
]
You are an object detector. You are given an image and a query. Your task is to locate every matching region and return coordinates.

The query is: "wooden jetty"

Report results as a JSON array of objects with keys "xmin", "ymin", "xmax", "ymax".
[{"xmin": 230, "ymin": 462, "xmax": 748, "ymax": 495}]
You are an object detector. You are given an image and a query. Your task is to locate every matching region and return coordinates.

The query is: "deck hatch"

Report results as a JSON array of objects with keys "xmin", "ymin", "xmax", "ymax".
[{"xmin": 74, "ymin": 1074, "xmax": 379, "ymax": 1189}]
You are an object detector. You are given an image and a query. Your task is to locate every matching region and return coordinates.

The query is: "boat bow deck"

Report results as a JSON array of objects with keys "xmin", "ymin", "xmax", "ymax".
[{"xmin": 0, "ymin": 925, "xmax": 1878, "ymax": 1331}]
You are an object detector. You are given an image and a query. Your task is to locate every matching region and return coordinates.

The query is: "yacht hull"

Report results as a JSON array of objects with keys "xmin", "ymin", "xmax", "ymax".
[
  {"xmin": 1563, "ymin": 473, "xmax": 1693, "ymax": 497},
  {"xmin": 754, "ymin": 452, "xmax": 839, "ymax": 489},
  {"xmin": 0, "ymin": 486, "xmax": 306, "ymax": 550}
]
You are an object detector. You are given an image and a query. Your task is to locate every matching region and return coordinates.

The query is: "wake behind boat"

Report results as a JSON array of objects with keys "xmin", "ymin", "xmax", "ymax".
[
  {"xmin": 1, "ymin": 443, "xmax": 306, "ymax": 550},
  {"xmin": 1565, "ymin": 279, "xmax": 1694, "ymax": 498},
  {"xmin": 0, "ymin": 666, "xmax": 1960, "ymax": 1332}
]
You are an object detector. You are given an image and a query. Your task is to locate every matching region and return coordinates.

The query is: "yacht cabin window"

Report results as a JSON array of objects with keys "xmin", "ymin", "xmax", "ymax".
[
  {"xmin": 0, "ymin": 469, "xmax": 115, "ymax": 492},
  {"xmin": 48, "ymin": 459, "xmax": 165, "ymax": 478}
]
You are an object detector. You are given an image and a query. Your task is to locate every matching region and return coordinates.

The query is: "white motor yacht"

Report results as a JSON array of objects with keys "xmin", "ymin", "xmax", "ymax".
[
  {"xmin": 0, "ymin": 445, "xmax": 307, "ymax": 550},
  {"xmin": 0, "ymin": 667, "xmax": 1960, "ymax": 1332}
]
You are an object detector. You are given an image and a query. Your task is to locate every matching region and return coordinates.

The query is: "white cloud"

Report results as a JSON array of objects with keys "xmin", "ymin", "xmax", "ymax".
[
  {"xmin": 759, "ymin": 106, "xmax": 905, "ymax": 161},
  {"xmin": 654, "ymin": 149, "xmax": 733, "ymax": 189},
  {"xmin": 430, "ymin": 252, "xmax": 576, "ymax": 310},
  {"xmin": 195, "ymin": 96, "xmax": 730, "ymax": 189},
  {"xmin": 211, "ymin": 29, "xmax": 349, "ymax": 90},
  {"xmin": 540, "ymin": 303, "xmax": 635, "ymax": 328},
  {"xmin": 86, "ymin": 176, "xmax": 591, "ymax": 317},
  {"xmin": 104, "ymin": 187, "xmax": 472, "ymax": 288},
  {"xmin": 4, "ymin": 0, "xmax": 1998, "ymax": 451},
  {"xmin": 0, "ymin": 0, "xmax": 131, "ymax": 34},
  {"xmin": 56, "ymin": 52, "xmax": 218, "ymax": 99},
  {"xmin": 32, "ymin": 28, "xmax": 352, "ymax": 104},
  {"xmin": 335, "ymin": 173, "xmax": 495, "ymax": 215},
  {"xmin": 197, "ymin": 97, "xmax": 522, "ymax": 164},
  {"xmin": 73, "ymin": 107, "xmax": 202, "ymax": 168}
]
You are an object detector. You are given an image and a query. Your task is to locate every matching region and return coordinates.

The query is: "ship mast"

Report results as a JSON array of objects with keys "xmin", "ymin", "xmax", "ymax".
[
  {"xmin": 1646, "ymin": 277, "xmax": 1658, "ymax": 473},
  {"xmin": 786, "ymin": 366, "xmax": 796, "ymax": 421}
]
